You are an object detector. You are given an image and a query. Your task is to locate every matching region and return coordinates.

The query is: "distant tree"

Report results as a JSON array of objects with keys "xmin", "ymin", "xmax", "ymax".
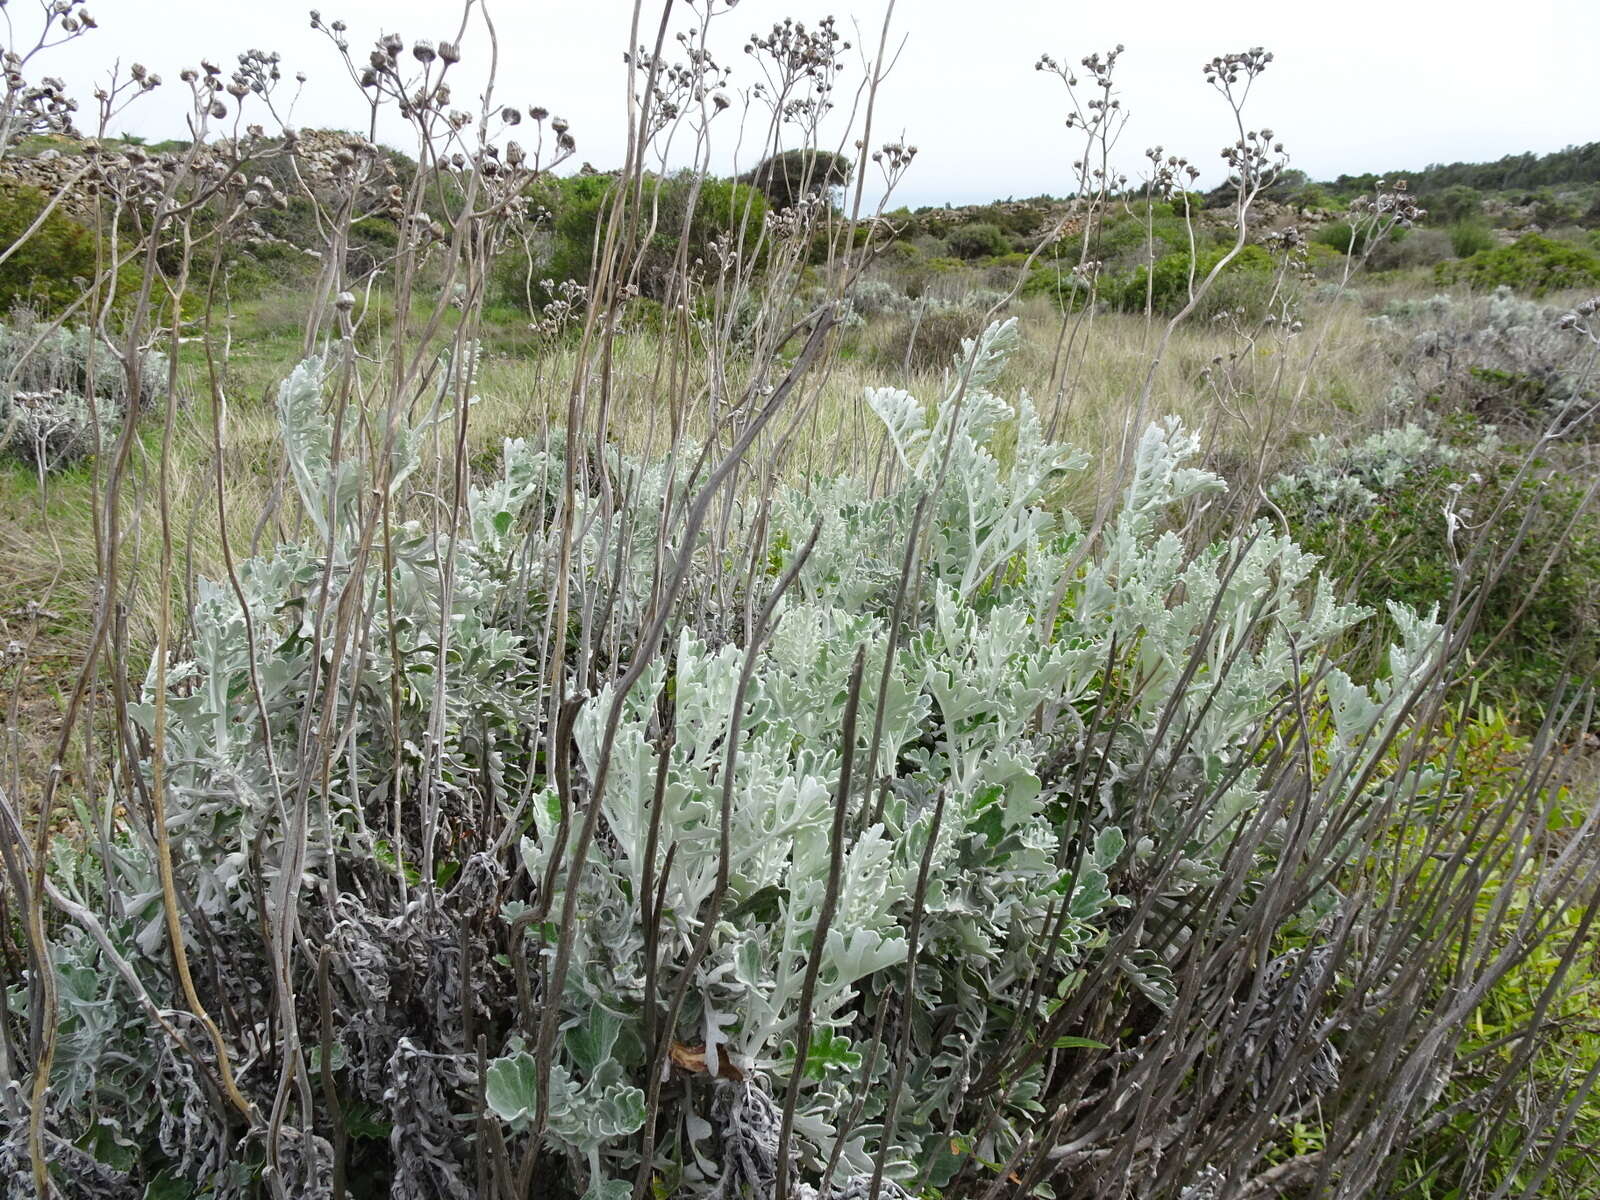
[
  {"xmin": 737, "ymin": 149, "xmax": 851, "ymax": 210},
  {"xmin": 1330, "ymin": 142, "xmax": 1600, "ymax": 203},
  {"xmin": 1425, "ymin": 185, "xmax": 1483, "ymax": 226},
  {"xmin": 1257, "ymin": 167, "xmax": 1309, "ymax": 204}
]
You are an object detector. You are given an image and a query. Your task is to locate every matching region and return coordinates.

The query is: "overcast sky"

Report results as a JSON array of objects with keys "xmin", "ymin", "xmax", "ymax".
[{"xmin": 32, "ymin": 0, "xmax": 1600, "ymax": 207}]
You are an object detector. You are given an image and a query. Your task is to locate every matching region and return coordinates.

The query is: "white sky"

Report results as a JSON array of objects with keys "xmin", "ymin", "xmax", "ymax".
[{"xmin": 30, "ymin": 0, "xmax": 1600, "ymax": 207}]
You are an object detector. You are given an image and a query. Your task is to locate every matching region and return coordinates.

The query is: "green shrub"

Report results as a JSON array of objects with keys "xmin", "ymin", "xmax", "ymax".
[
  {"xmin": 71, "ymin": 325, "xmax": 1468, "ymax": 1198},
  {"xmin": 879, "ymin": 239, "xmax": 922, "ymax": 265},
  {"xmin": 944, "ymin": 221, "xmax": 1009, "ymax": 260},
  {"xmin": 1449, "ymin": 220, "xmax": 1497, "ymax": 258},
  {"xmin": 1083, "ymin": 209, "xmax": 1217, "ymax": 267},
  {"xmin": 1287, "ymin": 182, "xmax": 1331, "ymax": 210},
  {"xmin": 1020, "ymin": 259, "xmax": 1090, "ymax": 310},
  {"xmin": 1387, "ymin": 706, "xmax": 1600, "ymax": 1195},
  {"xmin": 1436, "ymin": 233, "xmax": 1600, "ymax": 296},
  {"xmin": 738, "ymin": 148, "xmax": 851, "ymax": 209},
  {"xmin": 501, "ymin": 171, "xmax": 770, "ymax": 308},
  {"xmin": 1275, "ymin": 425, "xmax": 1600, "ymax": 720},
  {"xmin": 1110, "ymin": 242, "xmax": 1277, "ymax": 317},
  {"xmin": 1310, "ymin": 219, "xmax": 1398, "ymax": 257},
  {"xmin": 0, "ymin": 182, "xmax": 104, "ymax": 315},
  {"xmin": 1167, "ymin": 190, "xmax": 1207, "ymax": 216},
  {"xmin": 1365, "ymin": 227, "xmax": 1453, "ymax": 271},
  {"xmin": 1531, "ymin": 188, "xmax": 1582, "ymax": 229}
]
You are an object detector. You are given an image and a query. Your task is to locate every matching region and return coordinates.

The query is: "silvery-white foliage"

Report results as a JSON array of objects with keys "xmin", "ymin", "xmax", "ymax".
[
  {"xmin": 29, "ymin": 319, "xmax": 1448, "ymax": 1197},
  {"xmin": 494, "ymin": 321, "xmax": 1440, "ymax": 1194},
  {"xmin": 0, "ymin": 313, "xmax": 166, "ymax": 407},
  {"xmin": 1270, "ymin": 423, "xmax": 1464, "ymax": 518},
  {"xmin": 0, "ymin": 314, "xmax": 163, "ymax": 470},
  {"xmin": 1381, "ymin": 285, "xmax": 1597, "ymax": 423}
]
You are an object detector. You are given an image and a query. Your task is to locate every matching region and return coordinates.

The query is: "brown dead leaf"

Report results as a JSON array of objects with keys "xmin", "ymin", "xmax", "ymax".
[{"xmin": 669, "ymin": 1041, "xmax": 743, "ymax": 1081}]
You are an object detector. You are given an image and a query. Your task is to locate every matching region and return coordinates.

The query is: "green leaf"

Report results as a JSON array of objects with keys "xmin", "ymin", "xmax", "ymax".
[
  {"xmin": 1092, "ymin": 826, "xmax": 1125, "ymax": 869},
  {"xmin": 585, "ymin": 1080, "xmax": 647, "ymax": 1140},
  {"xmin": 143, "ymin": 1172, "xmax": 195, "ymax": 1200},
  {"xmin": 83, "ymin": 1121, "xmax": 137, "ymax": 1172},
  {"xmin": 971, "ymin": 786, "xmax": 1007, "ymax": 847},
  {"xmin": 343, "ymin": 1100, "xmax": 393, "ymax": 1142},
  {"xmin": 484, "ymin": 1050, "xmax": 541, "ymax": 1131},
  {"xmin": 566, "ymin": 1007, "xmax": 623, "ymax": 1076},
  {"xmin": 782, "ymin": 1028, "xmax": 864, "ymax": 1080},
  {"xmin": 1051, "ymin": 1036, "xmax": 1109, "ymax": 1051},
  {"xmin": 730, "ymin": 883, "xmax": 787, "ymax": 926}
]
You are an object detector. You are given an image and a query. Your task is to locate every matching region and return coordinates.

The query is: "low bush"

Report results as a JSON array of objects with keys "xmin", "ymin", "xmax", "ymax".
[
  {"xmin": 1383, "ymin": 703, "xmax": 1600, "ymax": 1195},
  {"xmin": 1311, "ymin": 220, "xmax": 1380, "ymax": 256},
  {"xmin": 845, "ymin": 278, "xmax": 912, "ymax": 319},
  {"xmin": 498, "ymin": 171, "xmax": 770, "ymax": 308},
  {"xmin": 1364, "ymin": 227, "xmax": 1453, "ymax": 271},
  {"xmin": 1274, "ymin": 421, "xmax": 1600, "ymax": 721},
  {"xmin": 1019, "ymin": 259, "xmax": 1090, "ymax": 310},
  {"xmin": 41, "ymin": 322, "xmax": 1522, "ymax": 1198},
  {"xmin": 866, "ymin": 302, "xmax": 988, "ymax": 372},
  {"xmin": 1388, "ymin": 287, "xmax": 1598, "ymax": 425},
  {"xmin": 1449, "ymin": 220, "xmax": 1497, "ymax": 258},
  {"xmin": 738, "ymin": 148, "xmax": 851, "ymax": 210},
  {"xmin": 944, "ymin": 221, "xmax": 1009, "ymax": 260},
  {"xmin": 1090, "ymin": 209, "xmax": 1217, "ymax": 267},
  {"xmin": 0, "ymin": 182, "xmax": 106, "ymax": 315},
  {"xmin": 1109, "ymin": 242, "xmax": 1278, "ymax": 318},
  {"xmin": 1436, "ymin": 233, "xmax": 1600, "ymax": 296},
  {"xmin": 1425, "ymin": 184, "xmax": 1484, "ymax": 226},
  {"xmin": 1531, "ymin": 189, "xmax": 1583, "ymax": 229},
  {"xmin": 0, "ymin": 312, "xmax": 165, "ymax": 470}
]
